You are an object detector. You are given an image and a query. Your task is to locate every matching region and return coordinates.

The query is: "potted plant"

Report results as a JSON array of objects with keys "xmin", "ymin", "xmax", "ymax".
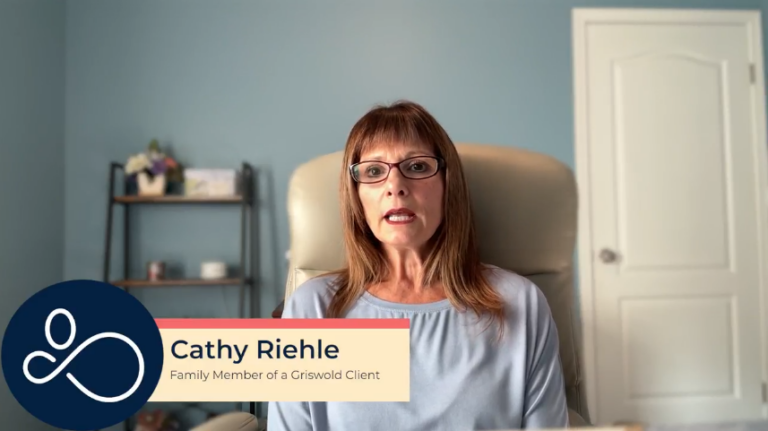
[{"xmin": 125, "ymin": 140, "xmax": 183, "ymax": 196}]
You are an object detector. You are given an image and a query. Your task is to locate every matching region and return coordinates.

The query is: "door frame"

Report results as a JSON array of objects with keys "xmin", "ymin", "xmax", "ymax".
[{"xmin": 572, "ymin": 8, "xmax": 768, "ymax": 423}]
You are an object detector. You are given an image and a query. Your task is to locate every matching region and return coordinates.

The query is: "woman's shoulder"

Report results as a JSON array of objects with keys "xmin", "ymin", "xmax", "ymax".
[
  {"xmin": 481, "ymin": 263, "xmax": 552, "ymax": 314},
  {"xmin": 280, "ymin": 272, "xmax": 340, "ymax": 318},
  {"xmin": 482, "ymin": 263, "xmax": 537, "ymax": 293}
]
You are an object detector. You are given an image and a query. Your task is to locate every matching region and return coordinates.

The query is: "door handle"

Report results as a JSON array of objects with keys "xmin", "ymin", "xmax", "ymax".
[{"xmin": 599, "ymin": 248, "xmax": 618, "ymax": 263}]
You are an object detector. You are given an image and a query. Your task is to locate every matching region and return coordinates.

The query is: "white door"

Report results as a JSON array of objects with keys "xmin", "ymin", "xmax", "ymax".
[{"xmin": 574, "ymin": 9, "xmax": 768, "ymax": 426}]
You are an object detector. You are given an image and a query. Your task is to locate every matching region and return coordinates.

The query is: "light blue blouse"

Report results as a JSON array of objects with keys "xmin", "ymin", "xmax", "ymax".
[{"xmin": 267, "ymin": 265, "xmax": 570, "ymax": 430}]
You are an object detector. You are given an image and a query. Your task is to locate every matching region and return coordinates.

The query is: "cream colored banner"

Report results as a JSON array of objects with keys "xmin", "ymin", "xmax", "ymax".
[{"xmin": 149, "ymin": 328, "xmax": 410, "ymax": 402}]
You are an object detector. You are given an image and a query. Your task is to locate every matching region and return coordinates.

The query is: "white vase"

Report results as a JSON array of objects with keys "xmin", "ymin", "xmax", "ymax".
[{"xmin": 137, "ymin": 172, "xmax": 166, "ymax": 196}]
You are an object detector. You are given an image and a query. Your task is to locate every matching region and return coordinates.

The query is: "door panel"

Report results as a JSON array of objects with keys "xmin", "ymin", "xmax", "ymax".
[{"xmin": 616, "ymin": 53, "xmax": 731, "ymax": 271}]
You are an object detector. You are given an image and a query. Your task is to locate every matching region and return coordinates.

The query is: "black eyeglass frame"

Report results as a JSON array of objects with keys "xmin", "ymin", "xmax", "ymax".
[{"xmin": 349, "ymin": 156, "xmax": 445, "ymax": 184}]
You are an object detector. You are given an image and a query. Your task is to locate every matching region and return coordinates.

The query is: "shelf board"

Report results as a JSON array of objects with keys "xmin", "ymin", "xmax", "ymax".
[
  {"xmin": 113, "ymin": 195, "xmax": 244, "ymax": 204},
  {"xmin": 112, "ymin": 278, "xmax": 248, "ymax": 287}
]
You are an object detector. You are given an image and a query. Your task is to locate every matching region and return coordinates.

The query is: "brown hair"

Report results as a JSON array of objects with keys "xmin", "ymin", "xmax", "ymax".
[{"xmin": 325, "ymin": 100, "xmax": 505, "ymax": 334}]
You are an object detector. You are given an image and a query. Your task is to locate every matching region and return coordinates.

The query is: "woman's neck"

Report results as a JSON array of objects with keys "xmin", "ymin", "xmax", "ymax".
[{"xmin": 366, "ymin": 246, "xmax": 446, "ymax": 304}]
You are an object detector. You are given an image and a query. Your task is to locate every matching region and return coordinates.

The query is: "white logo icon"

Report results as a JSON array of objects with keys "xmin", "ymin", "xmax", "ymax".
[{"xmin": 23, "ymin": 308, "xmax": 145, "ymax": 403}]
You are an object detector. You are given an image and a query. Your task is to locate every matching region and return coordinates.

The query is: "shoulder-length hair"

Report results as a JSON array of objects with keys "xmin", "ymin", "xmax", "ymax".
[{"xmin": 325, "ymin": 100, "xmax": 505, "ymax": 333}]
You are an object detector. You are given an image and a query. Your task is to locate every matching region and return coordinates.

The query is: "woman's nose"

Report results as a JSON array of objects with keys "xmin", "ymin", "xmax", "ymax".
[{"xmin": 385, "ymin": 168, "xmax": 409, "ymax": 197}]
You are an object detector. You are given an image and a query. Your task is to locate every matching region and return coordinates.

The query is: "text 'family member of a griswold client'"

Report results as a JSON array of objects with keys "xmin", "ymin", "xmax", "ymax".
[{"xmin": 268, "ymin": 101, "xmax": 570, "ymax": 431}]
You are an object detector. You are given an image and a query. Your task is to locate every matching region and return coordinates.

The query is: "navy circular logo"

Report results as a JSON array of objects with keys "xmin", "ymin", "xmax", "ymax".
[{"xmin": 1, "ymin": 280, "xmax": 164, "ymax": 430}]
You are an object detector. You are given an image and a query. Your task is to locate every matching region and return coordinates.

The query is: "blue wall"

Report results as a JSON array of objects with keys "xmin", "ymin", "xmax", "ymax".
[{"xmin": 0, "ymin": 1, "xmax": 65, "ymax": 430}]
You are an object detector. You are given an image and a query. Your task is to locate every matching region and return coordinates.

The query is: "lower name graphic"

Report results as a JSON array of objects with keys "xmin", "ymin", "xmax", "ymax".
[
  {"xmin": 169, "ymin": 369, "xmax": 382, "ymax": 381},
  {"xmin": 149, "ymin": 319, "xmax": 410, "ymax": 402}
]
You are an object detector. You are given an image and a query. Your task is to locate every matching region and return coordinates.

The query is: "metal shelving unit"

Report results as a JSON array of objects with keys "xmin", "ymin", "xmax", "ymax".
[{"xmin": 102, "ymin": 161, "xmax": 259, "ymax": 430}]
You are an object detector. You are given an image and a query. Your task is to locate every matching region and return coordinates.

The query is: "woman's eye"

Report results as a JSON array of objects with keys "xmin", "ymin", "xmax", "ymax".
[{"xmin": 409, "ymin": 163, "xmax": 426, "ymax": 171}]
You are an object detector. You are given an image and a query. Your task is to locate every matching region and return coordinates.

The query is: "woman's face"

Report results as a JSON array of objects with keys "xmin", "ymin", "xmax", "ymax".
[{"xmin": 356, "ymin": 141, "xmax": 444, "ymax": 254}]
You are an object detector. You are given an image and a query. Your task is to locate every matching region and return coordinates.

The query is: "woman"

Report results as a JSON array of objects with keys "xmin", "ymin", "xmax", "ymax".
[{"xmin": 268, "ymin": 101, "xmax": 570, "ymax": 430}]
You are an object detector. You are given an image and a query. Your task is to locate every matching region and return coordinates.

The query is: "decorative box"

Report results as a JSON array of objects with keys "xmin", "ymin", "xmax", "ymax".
[
  {"xmin": 184, "ymin": 169, "xmax": 238, "ymax": 197},
  {"xmin": 200, "ymin": 261, "xmax": 227, "ymax": 280}
]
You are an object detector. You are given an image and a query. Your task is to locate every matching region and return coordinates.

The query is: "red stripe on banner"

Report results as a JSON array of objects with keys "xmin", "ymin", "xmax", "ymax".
[{"xmin": 155, "ymin": 318, "xmax": 410, "ymax": 329}]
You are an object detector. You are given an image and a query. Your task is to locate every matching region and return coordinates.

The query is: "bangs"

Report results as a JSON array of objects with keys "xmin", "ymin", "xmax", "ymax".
[{"xmin": 352, "ymin": 107, "xmax": 435, "ymax": 160}]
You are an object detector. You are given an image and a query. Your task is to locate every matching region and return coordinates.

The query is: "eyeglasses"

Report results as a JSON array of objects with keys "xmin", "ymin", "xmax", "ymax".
[{"xmin": 349, "ymin": 156, "xmax": 444, "ymax": 184}]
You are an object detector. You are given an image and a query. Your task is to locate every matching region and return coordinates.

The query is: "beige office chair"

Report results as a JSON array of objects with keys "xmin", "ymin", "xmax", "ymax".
[{"xmin": 278, "ymin": 143, "xmax": 591, "ymax": 427}]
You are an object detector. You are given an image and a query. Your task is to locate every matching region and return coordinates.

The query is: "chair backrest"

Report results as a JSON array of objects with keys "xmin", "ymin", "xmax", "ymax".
[{"xmin": 283, "ymin": 143, "xmax": 590, "ymax": 424}]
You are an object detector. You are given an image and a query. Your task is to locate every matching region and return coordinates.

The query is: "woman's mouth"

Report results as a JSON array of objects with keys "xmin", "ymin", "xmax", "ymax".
[{"xmin": 384, "ymin": 208, "xmax": 416, "ymax": 224}]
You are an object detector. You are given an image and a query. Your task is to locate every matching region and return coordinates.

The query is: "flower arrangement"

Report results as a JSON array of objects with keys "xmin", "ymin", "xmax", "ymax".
[
  {"xmin": 125, "ymin": 139, "xmax": 183, "ymax": 196},
  {"xmin": 125, "ymin": 139, "xmax": 183, "ymax": 183}
]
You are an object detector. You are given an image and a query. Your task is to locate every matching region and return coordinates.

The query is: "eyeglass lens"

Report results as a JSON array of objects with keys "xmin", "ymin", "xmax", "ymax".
[{"xmin": 353, "ymin": 157, "xmax": 439, "ymax": 183}]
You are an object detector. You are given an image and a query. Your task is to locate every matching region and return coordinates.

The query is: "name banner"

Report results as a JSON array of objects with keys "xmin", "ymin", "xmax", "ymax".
[{"xmin": 149, "ymin": 318, "xmax": 411, "ymax": 402}]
